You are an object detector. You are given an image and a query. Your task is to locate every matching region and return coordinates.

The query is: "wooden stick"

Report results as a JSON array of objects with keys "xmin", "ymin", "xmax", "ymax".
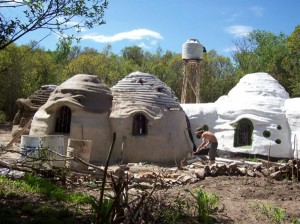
[
  {"xmin": 5, "ymin": 119, "xmax": 32, "ymax": 150},
  {"xmin": 267, "ymin": 142, "xmax": 271, "ymax": 168}
]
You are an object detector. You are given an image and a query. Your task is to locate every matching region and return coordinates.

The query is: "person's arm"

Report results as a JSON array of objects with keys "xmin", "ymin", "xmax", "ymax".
[{"xmin": 195, "ymin": 137, "xmax": 207, "ymax": 152}]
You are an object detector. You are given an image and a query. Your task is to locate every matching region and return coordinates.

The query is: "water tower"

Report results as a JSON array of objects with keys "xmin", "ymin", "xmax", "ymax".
[{"xmin": 181, "ymin": 39, "xmax": 204, "ymax": 103}]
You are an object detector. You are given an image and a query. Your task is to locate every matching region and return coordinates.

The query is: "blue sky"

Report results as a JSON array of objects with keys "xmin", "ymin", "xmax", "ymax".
[{"xmin": 15, "ymin": 0, "xmax": 300, "ymax": 58}]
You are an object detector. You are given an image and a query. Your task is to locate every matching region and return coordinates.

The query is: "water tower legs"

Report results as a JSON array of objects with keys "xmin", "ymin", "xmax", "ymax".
[
  {"xmin": 180, "ymin": 60, "xmax": 201, "ymax": 103},
  {"xmin": 181, "ymin": 63, "xmax": 188, "ymax": 103}
]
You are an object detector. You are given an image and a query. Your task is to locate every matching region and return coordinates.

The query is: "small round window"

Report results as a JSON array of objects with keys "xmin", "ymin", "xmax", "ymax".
[
  {"xmin": 275, "ymin": 139, "xmax": 281, "ymax": 144},
  {"xmin": 277, "ymin": 125, "xmax": 282, "ymax": 130},
  {"xmin": 263, "ymin": 130, "xmax": 271, "ymax": 138}
]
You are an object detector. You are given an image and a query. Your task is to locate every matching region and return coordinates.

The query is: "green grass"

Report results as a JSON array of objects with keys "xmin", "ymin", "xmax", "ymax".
[
  {"xmin": 0, "ymin": 173, "xmax": 90, "ymax": 203},
  {"xmin": 0, "ymin": 174, "xmax": 93, "ymax": 224}
]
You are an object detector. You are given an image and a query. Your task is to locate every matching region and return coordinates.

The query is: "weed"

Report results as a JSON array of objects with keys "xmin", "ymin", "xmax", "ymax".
[
  {"xmin": 161, "ymin": 198, "xmax": 190, "ymax": 224},
  {"xmin": 0, "ymin": 173, "xmax": 90, "ymax": 203},
  {"xmin": 88, "ymin": 195, "xmax": 114, "ymax": 224},
  {"xmin": 253, "ymin": 201, "xmax": 286, "ymax": 224},
  {"xmin": 185, "ymin": 188, "xmax": 219, "ymax": 223},
  {"xmin": 243, "ymin": 155, "xmax": 259, "ymax": 162},
  {"xmin": 292, "ymin": 217, "xmax": 300, "ymax": 224}
]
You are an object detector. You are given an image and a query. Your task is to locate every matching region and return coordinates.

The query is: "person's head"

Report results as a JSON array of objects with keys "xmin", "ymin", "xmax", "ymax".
[{"xmin": 195, "ymin": 128, "xmax": 204, "ymax": 139}]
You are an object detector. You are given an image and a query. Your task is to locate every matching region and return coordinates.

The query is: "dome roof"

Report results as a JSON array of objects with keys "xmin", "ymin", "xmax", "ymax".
[
  {"xmin": 228, "ymin": 72, "xmax": 289, "ymax": 99},
  {"xmin": 46, "ymin": 74, "xmax": 112, "ymax": 113},
  {"xmin": 110, "ymin": 71, "xmax": 181, "ymax": 118},
  {"xmin": 216, "ymin": 72, "xmax": 289, "ymax": 117}
]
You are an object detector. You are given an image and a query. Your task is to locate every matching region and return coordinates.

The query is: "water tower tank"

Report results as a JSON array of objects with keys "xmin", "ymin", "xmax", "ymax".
[{"xmin": 182, "ymin": 39, "xmax": 203, "ymax": 60}]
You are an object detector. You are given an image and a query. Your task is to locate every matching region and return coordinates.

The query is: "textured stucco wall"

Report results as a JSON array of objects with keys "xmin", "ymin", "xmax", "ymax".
[{"xmin": 110, "ymin": 110, "xmax": 192, "ymax": 164}]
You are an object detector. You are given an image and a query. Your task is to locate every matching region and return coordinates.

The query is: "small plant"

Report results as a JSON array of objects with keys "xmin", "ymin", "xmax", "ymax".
[
  {"xmin": 0, "ymin": 111, "xmax": 7, "ymax": 122},
  {"xmin": 88, "ymin": 195, "xmax": 114, "ymax": 224},
  {"xmin": 292, "ymin": 217, "xmax": 300, "ymax": 224},
  {"xmin": 253, "ymin": 201, "xmax": 286, "ymax": 224},
  {"xmin": 273, "ymin": 206, "xmax": 286, "ymax": 223},
  {"xmin": 185, "ymin": 188, "xmax": 219, "ymax": 223},
  {"xmin": 243, "ymin": 155, "xmax": 259, "ymax": 162},
  {"xmin": 161, "ymin": 198, "xmax": 190, "ymax": 224}
]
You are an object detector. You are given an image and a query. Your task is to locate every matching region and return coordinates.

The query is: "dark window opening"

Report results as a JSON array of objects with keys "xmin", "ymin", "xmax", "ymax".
[
  {"xmin": 55, "ymin": 106, "xmax": 71, "ymax": 133},
  {"xmin": 234, "ymin": 119, "xmax": 253, "ymax": 147},
  {"xmin": 132, "ymin": 114, "xmax": 148, "ymax": 136}
]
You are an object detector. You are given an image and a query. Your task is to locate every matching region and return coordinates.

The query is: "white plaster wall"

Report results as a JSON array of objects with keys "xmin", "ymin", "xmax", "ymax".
[
  {"xmin": 214, "ymin": 73, "xmax": 291, "ymax": 158},
  {"xmin": 182, "ymin": 73, "xmax": 294, "ymax": 159},
  {"xmin": 285, "ymin": 98, "xmax": 300, "ymax": 159},
  {"xmin": 214, "ymin": 114, "xmax": 291, "ymax": 158},
  {"xmin": 181, "ymin": 103, "xmax": 218, "ymax": 147}
]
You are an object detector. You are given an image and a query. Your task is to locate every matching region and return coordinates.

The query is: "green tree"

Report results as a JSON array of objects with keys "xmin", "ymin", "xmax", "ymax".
[
  {"xmin": 233, "ymin": 30, "xmax": 290, "ymax": 93},
  {"xmin": 0, "ymin": 44, "xmax": 24, "ymax": 119},
  {"xmin": 0, "ymin": 0, "xmax": 108, "ymax": 50},
  {"xmin": 199, "ymin": 50, "xmax": 235, "ymax": 103},
  {"xmin": 61, "ymin": 47, "xmax": 123, "ymax": 87},
  {"xmin": 22, "ymin": 45, "xmax": 59, "ymax": 95},
  {"xmin": 284, "ymin": 25, "xmax": 300, "ymax": 96},
  {"xmin": 161, "ymin": 53, "xmax": 182, "ymax": 99},
  {"xmin": 121, "ymin": 46, "xmax": 145, "ymax": 68},
  {"xmin": 0, "ymin": 43, "xmax": 59, "ymax": 120}
]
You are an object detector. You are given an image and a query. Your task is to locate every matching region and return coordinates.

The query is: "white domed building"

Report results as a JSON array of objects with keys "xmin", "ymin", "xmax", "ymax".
[{"xmin": 182, "ymin": 72, "xmax": 300, "ymax": 159}]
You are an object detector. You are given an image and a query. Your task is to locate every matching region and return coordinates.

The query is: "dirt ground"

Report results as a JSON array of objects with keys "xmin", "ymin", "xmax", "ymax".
[{"xmin": 1, "ymin": 123, "xmax": 300, "ymax": 223}]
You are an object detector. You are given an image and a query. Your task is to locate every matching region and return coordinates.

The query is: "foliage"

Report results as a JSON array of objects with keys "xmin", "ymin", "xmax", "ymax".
[
  {"xmin": 0, "ymin": 111, "xmax": 7, "ymax": 122},
  {"xmin": 185, "ymin": 188, "xmax": 219, "ymax": 223},
  {"xmin": 0, "ymin": 0, "xmax": 108, "ymax": 50},
  {"xmin": 292, "ymin": 217, "xmax": 300, "ymax": 224},
  {"xmin": 88, "ymin": 195, "xmax": 114, "ymax": 224},
  {"xmin": 200, "ymin": 50, "xmax": 236, "ymax": 103},
  {"xmin": 0, "ymin": 173, "xmax": 92, "ymax": 223},
  {"xmin": 0, "ymin": 173, "xmax": 90, "ymax": 203},
  {"xmin": 284, "ymin": 25, "xmax": 300, "ymax": 96},
  {"xmin": 232, "ymin": 28, "xmax": 300, "ymax": 96},
  {"xmin": 253, "ymin": 201, "xmax": 286, "ymax": 224}
]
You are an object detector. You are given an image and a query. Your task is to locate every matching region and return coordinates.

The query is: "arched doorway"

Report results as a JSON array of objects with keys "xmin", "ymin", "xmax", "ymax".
[
  {"xmin": 55, "ymin": 106, "xmax": 71, "ymax": 133},
  {"xmin": 132, "ymin": 113, "xmax": 148, "ymax": 136},
  {"xmin": 234, "ymin": 119, "xmax": 253, "ymax": 147}
]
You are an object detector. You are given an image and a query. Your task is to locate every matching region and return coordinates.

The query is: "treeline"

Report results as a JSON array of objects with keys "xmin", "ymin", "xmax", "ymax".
[{"xmin": 0, "ymin": 27, "xmax": 299, "ymax": 122}]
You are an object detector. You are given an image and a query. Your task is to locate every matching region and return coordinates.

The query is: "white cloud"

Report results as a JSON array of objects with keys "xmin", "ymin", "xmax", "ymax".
[
  {"xmin": 225, "ymin": 25, "xmax": 253, "ymax": 37},
  {"xmin": 250, "ymin": 6, "xmax": 263, "ymax": 17},
  {"xmin": 81, "ymin": 29, "xmax": 163, "ymax": 43}
]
